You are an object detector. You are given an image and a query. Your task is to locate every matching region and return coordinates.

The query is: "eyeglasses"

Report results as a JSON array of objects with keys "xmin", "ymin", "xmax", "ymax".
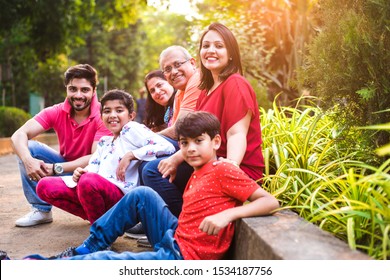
[{"xmin": 162, "ymin": 59, "xmax": 190, "ymax": 74}]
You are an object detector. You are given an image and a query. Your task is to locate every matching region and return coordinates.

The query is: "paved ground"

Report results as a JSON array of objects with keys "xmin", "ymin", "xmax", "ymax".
[{"xmin": 0, "ymin": 149, "xmax": 149, "ymax": 259}]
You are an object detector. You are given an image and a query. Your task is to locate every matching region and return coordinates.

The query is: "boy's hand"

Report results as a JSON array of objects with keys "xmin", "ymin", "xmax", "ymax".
[
  {"xmin": 199, "ymin": 212, "xmax": 233, "ymax": 235},
  {"xmin": 72, "ymin": 167, "xmax": 87, "ymax": 183}
]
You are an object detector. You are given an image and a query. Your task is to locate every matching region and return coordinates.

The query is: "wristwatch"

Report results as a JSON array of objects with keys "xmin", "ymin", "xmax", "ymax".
[{"xmin": 53, "ymin": 163, "xmax": 64, "ymax": 175}]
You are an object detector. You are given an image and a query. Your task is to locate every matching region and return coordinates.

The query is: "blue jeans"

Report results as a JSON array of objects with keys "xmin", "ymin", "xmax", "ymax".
[
  {"xmin": 141, "ymin": 157, "xmax": 193, "ymax": 218},
  {"xmin": 160, "ymin": 135, "xmax": 180, "ymax": 151},
  {"xmin": 17, "ymin": 140, "xmax": 67, "ymax": 212},
  {"xmin": 70, "ymin": 187, "xmax": 182, "ymax": 260}
]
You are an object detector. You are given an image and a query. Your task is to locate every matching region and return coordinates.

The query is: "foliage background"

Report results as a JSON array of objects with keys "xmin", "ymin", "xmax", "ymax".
[{"xmin": 2, "ymin": 0, "xmax": 387, "ymax": 149}]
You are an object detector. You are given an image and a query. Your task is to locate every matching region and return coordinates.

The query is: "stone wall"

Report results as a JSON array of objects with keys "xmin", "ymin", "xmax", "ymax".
[{"xmin": 231, "ymin": 209, "xmax": 370, "ymax": 260}]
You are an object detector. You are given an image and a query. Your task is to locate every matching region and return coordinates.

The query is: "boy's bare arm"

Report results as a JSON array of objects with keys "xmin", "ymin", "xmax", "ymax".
[{"xmin": 199, "ymin": 188, "xmax": 279, "ymax": 235}]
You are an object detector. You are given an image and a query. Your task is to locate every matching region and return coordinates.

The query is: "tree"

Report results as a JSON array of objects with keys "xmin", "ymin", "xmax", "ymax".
[
  {"xmin": 0, "ymin": 0, "xmax": 149, "ymax": 108},
  {"xmin": 303, "ymin": 0, "xmax": 390, "ymax": 151},
  {"xmin": 194, "ymin": 0, "xmax": 318, "ymax": 107}
]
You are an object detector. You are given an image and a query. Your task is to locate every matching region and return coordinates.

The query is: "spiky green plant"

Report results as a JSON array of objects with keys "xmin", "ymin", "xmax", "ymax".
[{"xmin": 260, "ymin": 98, "xmax": 390, "ymax": 260}]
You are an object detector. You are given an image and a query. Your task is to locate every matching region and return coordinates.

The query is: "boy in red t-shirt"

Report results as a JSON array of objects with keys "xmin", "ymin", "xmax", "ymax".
[{"xmin": 3, "ymin": 111, "xmax": 278, "ymax": 261}]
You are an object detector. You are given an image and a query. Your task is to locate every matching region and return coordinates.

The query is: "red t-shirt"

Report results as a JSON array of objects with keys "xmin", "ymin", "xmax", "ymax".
[
  {"xmin": 34, "ymin": 95, "xmax": 111, "ymax": 161},
  {"xmin": 196, "ymin": 73, "xmax": 264, "ymax": 180},
  {"xmin": 174, "ymin": 161, "xmax": 260, "ymax": 260}
]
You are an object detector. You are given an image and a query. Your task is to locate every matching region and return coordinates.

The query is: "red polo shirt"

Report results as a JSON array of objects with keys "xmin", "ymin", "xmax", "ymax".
[{"xmin": 34, "ymin": 95, "xmax": 111, "ymax": 161}]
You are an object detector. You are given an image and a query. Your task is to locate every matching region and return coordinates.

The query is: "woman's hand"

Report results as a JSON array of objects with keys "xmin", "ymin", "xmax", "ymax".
[{"xmin": 213, "ymin": 157, "xmax": 239, "ymax": 167}]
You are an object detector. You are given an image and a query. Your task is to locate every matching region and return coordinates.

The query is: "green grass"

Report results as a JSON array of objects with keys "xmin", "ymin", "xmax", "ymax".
[{"xmin": 260, "ymin": 98, "xmax": 390, "ymax": 260}]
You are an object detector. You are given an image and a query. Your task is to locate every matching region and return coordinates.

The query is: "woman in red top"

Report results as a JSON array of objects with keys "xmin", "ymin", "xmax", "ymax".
[
  {"xmin": 157, "ymin": 23, "xmax": 265, "ymax": 216},
  {"xmin": 196, "ymin": 22, "xmax": 264, "ymax": 181}
]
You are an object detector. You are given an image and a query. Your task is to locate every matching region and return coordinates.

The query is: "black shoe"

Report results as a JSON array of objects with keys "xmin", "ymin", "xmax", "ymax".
[
  {"xmin": 49, "ymin": 247, "xmax": 78, "ymax": 259},
  {"xmin": 137, "ymin": 236, "xmax": 152, "ymax": 248},
  {"xmin": 124, "ymin": 223, "xmax": 145, "ymax": 239},
  {"xmin": 0, "ymin": 250, "xmax": 10, "ymax": 260}
]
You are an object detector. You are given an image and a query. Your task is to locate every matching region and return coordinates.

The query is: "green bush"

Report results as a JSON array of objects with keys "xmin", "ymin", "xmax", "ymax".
[
  {"xmin": 0, "ymin": 107, "xmax": 31, "ymax": 137},
  {"xmin": 261, "ymin": 98, "xmax": 390, "ymax": 260},
  {"xmin": 302, "ymin": 0, "xmax": 390, "ymax": 152}
]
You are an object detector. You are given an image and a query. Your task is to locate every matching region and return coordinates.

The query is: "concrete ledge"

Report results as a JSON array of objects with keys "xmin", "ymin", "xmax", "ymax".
[
  {"xmin": 232, "ymin": 209, "xmax": 370, "ymax": 259},
  {"xmin": 0, "ymin": 133, "xmax": 58, "ymax": 156}
]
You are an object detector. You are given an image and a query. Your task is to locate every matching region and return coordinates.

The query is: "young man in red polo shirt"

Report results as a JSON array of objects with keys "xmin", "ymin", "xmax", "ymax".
[{"xmin": 11, "ymin": 64, "xmax": 111, "ymax": 227}]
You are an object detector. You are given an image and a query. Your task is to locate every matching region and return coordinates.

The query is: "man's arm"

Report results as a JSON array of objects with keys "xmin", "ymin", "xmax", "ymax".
[
  {"xmin": 12, "ymin": 118, "xmax": 97, "ymax": 179},
  {"xmin": 199, "ymin": 187, "xmax": 279, "ymax": 235},
  {"xmin": 58, "ymin": 152, "xmax": 94, "ymax": 174},
  {"xmin": 52, "ymin": 140, "xmax": 98, "ymax": 174},
  {"xmin": 11, "ymin": 118, "xmax": 51, "ymax": 180}
]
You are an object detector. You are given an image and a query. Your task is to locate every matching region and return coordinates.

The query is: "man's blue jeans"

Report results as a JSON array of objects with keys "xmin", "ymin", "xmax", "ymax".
[
  {"xmin": 17, "ymin": 140, "xmax": 66, "ymax": 212},
  {"xmin": 141, "ymin": 157, "xmax": 193, "ymax": 217},
  {"xmin": 68, "ymin": 187, "xmax": 182, "ymax": 260}
]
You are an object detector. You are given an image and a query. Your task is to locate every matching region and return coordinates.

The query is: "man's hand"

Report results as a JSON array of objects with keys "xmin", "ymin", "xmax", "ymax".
[
  {"xmin": 25, "ymin": 158, "xmax": 51, "ymax": 181},
  {"xmin": 158, "ymin": 157, "xmax": 179, "ymax": 183}
]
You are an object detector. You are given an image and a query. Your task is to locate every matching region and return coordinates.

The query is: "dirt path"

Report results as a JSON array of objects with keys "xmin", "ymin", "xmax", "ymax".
[{"xmin": 0, "ymin": 151, "xmax": 148, "ymax": 259}]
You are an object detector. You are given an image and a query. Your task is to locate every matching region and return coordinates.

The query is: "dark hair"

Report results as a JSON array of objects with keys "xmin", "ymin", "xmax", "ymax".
[
  {"xmin": 64, "ymin": 64, "xmax": 98, "ymax": 90},
  {"xmin": 144, "ymin": 70, "xmax": 176, "ymax": 129},
  {"xmin": 100, "ymin": 89, "xmax": 134, "ymax": 114},
  {"xmin": 175, "ymin": 111, "xmax": 220, "ymax": 139},
  {"xmin": 198, "ymin": 22, "xmax": 243, "ymax": 91}
]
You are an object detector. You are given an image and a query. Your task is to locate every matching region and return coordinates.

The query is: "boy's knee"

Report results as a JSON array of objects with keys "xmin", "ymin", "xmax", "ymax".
[
  {"xmin": 124, "ymin": 186, "xmax": 157, "ymax": 202},
  {"xmin": 78, "ymin": 172, "xmax": 96, "ymax": 184}
]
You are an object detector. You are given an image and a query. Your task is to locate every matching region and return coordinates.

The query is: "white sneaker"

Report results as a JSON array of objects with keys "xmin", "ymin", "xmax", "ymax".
[{"xmin": 15, "ymin": 208, "xmax": 53, "ymax": 227}]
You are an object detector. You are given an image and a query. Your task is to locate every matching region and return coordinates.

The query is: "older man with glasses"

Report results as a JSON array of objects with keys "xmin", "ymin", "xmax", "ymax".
[
  {"xmin": 157, "ymin": 46, "xmax": 201, "ymax": 140},
  {"xmin": 125, "ymin": 46, "xmax": 201, "ymax": 242}
]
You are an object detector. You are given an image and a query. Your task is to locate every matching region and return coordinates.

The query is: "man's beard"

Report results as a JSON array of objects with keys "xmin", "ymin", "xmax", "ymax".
[{"xmin": 68, "ymin": 97, "xmax": 91, "ymax": 111}]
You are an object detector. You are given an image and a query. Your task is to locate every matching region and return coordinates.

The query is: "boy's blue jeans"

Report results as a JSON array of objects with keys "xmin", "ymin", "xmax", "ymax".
[
  {"xmin": 17, "ymin": 140, "xmax": 67, "ymax": 212},
  {"xmin": 68, "ymin": 187, "xmax": 182, "ymax": 260}
]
